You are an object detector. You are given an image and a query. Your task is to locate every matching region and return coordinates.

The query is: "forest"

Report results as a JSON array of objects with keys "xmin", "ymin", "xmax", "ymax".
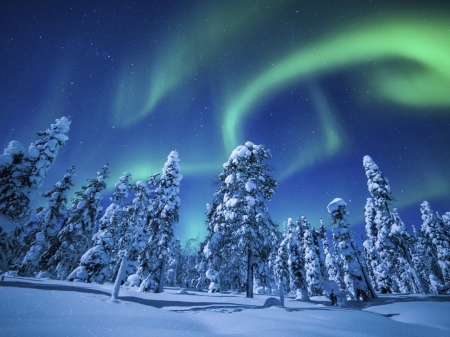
[{"xmin": 0, "ymin": 116, "xmax": 449, "ymax": 303}]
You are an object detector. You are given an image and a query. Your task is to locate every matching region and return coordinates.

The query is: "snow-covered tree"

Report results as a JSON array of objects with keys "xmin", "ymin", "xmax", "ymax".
[
  {"xmin": 421, "ymin": 201, "xmax": 450, "ymax": 290},
  {"xmin": 319, "ymin": 221, "xmax": 341, "ymax": 286},
  {"xmin": 362, "ymin": 198, "xmax": 381, "ymax": 292},
  {"xmin": 139, "ymin": 150, "xmax": 182, "ymax": 293},
  {"xmin": 67, "ymin": 172, "xmax": 132, "ymax": 283},
  {"xmin": 304, "ymin": 222, "xmax": 324, "ymax": 297},
  {"xmin": 18, "ymin": 166, "xmax": 75, "ymax": 277},
  {"xmin": 328, "ymin": 198, "xmax": 373, "ymax": 300},
  {"xmin": 0, "ymin": 116, "xmax": 71, "ymax": 269},
  {"xmin": 282, "ymin": 218, "xmax": 308, "ymax": 299},
  {"xmin": 363, "ymin": 155, "xmax": 424, "ymax": 294},
  {"xmin": 117, "ymin": 174, "xmax": 159, "ymax": 285},
  {"xmin": 204, "ymin": 142, "xmax": 278, "ymax": 298},
  {"xmin": 48, "ymin": 165, "xmax": 109, "ymax": 280},
  {"xmin": 273, "ymin": 232, "xmax": 290, "ymax": 306}
]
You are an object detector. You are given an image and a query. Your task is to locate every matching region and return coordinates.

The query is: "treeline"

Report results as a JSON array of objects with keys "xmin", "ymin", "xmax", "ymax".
[{"xmin": 0, "ymin": 117, "xmax": 449, "ymax": 300}]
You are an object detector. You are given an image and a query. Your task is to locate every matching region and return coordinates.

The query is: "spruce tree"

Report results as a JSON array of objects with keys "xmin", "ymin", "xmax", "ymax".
[
  {"xmin": 68, "ymin": 172, "xmax": 132, "ymax": 283},
  {"xmin": 0, "ymin": 117, "xmax": 71, "ymax": 269},
  {"xmin": 273, "ymin": 233, "xmax": 290, "ymax": 306},
  {"xmin": 319, "ymin": 221, "xmax": 341, "ymax": 285},
  {"xmin": 18, "ymin": 166, "xmax": 75, "ymax": 277},
  {"xmin": 304, "ymin": 223, "xmax": 324, "ymax": 296},
  {"xmin": 421, "ymin": 201, "xmax": 450, "ymax": 290},
  {"xmin": 363, "ymin": 155, "xmax": 425, "ymax": 294},
  {"xmin": 362, "ymin": 198, "xmax": 381, "ymax": 292},
  {"xmin": 328, "ymin": 198, "xmax": 373, "ymax": 300},
  {"xmin": 139, "ymin": 150, "xmax": 182, "ymax": 293},
  {"xmin": 285, "ymin": 218, "xmax": 308, "ymax": 299},
  {"xmin": 50, "ymin": 165, "xmax": 109, "ymax": 280},
  {"xmin": 204, "ymin": 142, "xmax": 277, "ymax": 298}
]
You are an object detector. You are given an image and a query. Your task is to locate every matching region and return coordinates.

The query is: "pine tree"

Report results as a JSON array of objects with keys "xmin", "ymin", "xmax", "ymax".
[
  {"xmin": 0, "ymin": 117, "xmax": 71, "ymax": 269},
  {"xmin": 421, "ymin": 201, "xmax": 450, "ymax": 290},
  {"xmin": 363, "ymin": 155, "xmax": 424, "ymax": 294},
  {"xmin": 304, "ymin": 222, "xmax": 324, "ymax": 296},
  {"xmin": 50, "ymin": 165, "xmax": 109, "ymax": 280},
  {"xmin": 328, "ymin": 198, "xmax": 373, "ymax": 300},
  {"xmin": 18, "ymin": 166, "xmax": 75, "ymax": 277},
  {"xmin": 362, "ymin": 198, "xmax": 381, "ymax": 292},
  {"xmin": 284, "ymin": 218, "xmax": 308, "ymax": 299},
  {"xmin": 68, "ymin": 172, "xmax": 132, "ymax": 283},
  {"xmin": 116, "ymin": 174, "xmax": 159, "ymax": 285},
  {"xmin": 139, "ymin": 150, "xmax": 182, "ymax": 293},
  {"xmin": 319, "ymin": 221, "xmax": 341, "ymax": 286},
  {"xmin": 273, "ymin": 232, "xmax": 290, "ymax": 306},
  {"xmin": 204, "ymin": 142, "xmax": 278, "ymax": 298}
]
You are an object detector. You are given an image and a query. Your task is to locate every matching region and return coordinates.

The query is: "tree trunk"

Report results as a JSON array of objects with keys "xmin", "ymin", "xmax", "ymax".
[
  {"xmin": 279, "ymin": 282, "xmax": 285, "ymax": 307},
  {"xmin": 351, "ymin": 241, "xmax": 377, "ymax": 299},
  {"xmin": 246, "ymin": 243, "xmax": 254, "ymax": 298},
  {"xmin": 157, "ymin": 257, "xmax": 166, "ymax": 293},
  {"xmin": 111, "ymin": 252, "xmax": 127, "ymax": 300}
]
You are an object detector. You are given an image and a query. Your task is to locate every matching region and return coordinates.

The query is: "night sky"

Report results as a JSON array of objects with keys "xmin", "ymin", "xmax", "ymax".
[{"xmin": 1, "ymin": 0, "xmax": 449, "ymax": 243}]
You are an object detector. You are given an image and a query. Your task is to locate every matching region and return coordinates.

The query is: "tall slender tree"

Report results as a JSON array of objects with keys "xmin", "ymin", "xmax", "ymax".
[
  {"xmin": 363, "ymin": 155, "xmax": 424, "ymax": 294},
  {"xmin": 204, "ymin": 142, "xmax": 277, "ymax": 298},
  {"xmin": 139, "ymin": 150, "xmax": 182, "ymax": 293}
]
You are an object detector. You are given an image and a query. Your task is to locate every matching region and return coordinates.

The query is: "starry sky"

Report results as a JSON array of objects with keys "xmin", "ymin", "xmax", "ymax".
[{"xmin": 1, "ymin": 0, "xmax": 449, "ymax": 243}]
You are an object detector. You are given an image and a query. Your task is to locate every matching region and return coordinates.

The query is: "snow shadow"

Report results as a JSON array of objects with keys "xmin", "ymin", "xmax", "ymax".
[
  {"xmin": 118, "ymin": 295, "xmax": 253, "ymax": 310},
  {"xmin": 352, "ymin": 294, "xmax": 450, "ymax": 310},
  {"xmin": 0, "ymin": 279, "xmax": 254, "ymax": 311},
  {"xmin": 1, "ymin": 279, "xmax": 110, "ymax": 297}
]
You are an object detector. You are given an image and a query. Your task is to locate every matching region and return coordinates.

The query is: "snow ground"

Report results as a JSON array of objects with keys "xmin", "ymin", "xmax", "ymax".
[{"xmin": 0, "ymin": 276, "xmax": 449, "ymax": 337}]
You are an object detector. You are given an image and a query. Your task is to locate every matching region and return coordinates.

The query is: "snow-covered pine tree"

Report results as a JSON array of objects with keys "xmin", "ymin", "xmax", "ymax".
[
  {"xmin": 49, "ymin": 165, "xmax": 109, "ymax": 280},
  {"xmin": 328, "ymin": 198, "xmax": 373, "ymax": 300},
  {"xmin": 18, "ymin": 166, "xmax": 75, "ymax": 277},
  {"xmin": 362, "ymin": 197, "xmax": 381, "ymax": 292},
  {"xmin": 67, "ymin": 172, "xmax": 132, "ymax": 283},
  {"xmin": 319, "ymin": 221, "xmax": 341, "ymax": 286},
  {"xmin": 303, "ymin": 220, "xmax": 324, "ymax": 297},
  {"xmin": 115, "ymin": 174, "xmax": 159, "ymax": 286},
  {"xmin": 363, "ymin": 155, "xmax": 425, "ymax": 294},
  {"xmin": 285, "ymin": 218, "xmax": 308, "ymax": 300},
  {"xmin": 0, "ymin": 117, "xmax": 71, "ymax": 270},
  {"xmin": 273, "ymin": 231, "xmax": 290, "ymax": 306},
  {"xmin": 139, "ymin": 150, "xmax": 182, "ymax": 293},
  {"xmin": 421, "ymin": 201, "xmax": 450, "ymax": 290},
  {"xmin": 363, "ymin": 155, "xmax": 399, "ymax": 293},
  {"xmin": 204, "ymin": 142, "xmax": 278, "ymax": 298}
]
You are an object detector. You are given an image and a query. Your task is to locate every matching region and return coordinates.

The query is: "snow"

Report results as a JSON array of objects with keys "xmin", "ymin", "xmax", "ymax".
[
  {"xmin": 245, "ymin": 181, "xmax": 256, "ymax": 192},
  {"xmin": 4, "ymin": 140, "xmax": 25, "ymax": 155},
  {"xmin": 0, "ymin": 213, "xmax": 15, "ymax": 235},
  {"xmin": 327, "ymin": 198, "xmax": 347, "ymax": 213},
  {"xmin": 0, "ymin": 154, "xmax": 12, "ymax": 167},
  {"xmin": 0, "ymin": 276, "xmax": 449, "ymax": 336}
]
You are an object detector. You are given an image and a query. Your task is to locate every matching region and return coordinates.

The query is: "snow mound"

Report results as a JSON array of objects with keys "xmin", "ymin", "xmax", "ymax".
[{"xmin": 263, "ymin": 297, "xmax": 283, "ymax": 307}]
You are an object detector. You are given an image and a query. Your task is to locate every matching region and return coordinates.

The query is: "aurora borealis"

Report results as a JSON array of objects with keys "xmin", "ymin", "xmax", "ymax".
[{"xmin": 1, "ymin": 0, "xmax": 449, "ymax": 243}]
